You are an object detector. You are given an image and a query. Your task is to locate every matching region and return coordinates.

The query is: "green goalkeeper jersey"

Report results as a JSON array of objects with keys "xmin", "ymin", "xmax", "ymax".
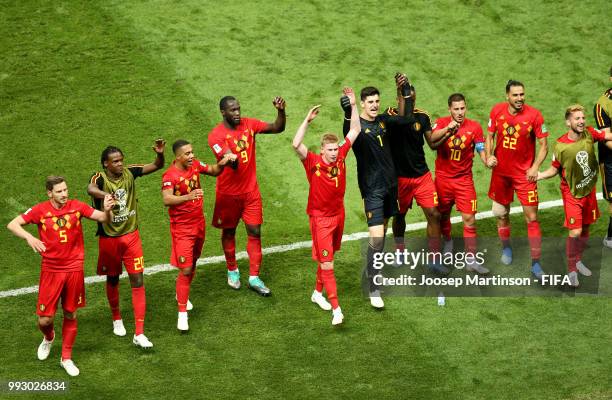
[{"xmin": 90, "ymin": 166, "xmax": 143, "ymax": 236}]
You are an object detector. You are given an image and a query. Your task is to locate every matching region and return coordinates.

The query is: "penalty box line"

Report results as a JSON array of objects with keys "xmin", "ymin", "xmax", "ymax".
[{"xmin": 0, "ymin": 195, "xmax": 600, "ymax": 299}]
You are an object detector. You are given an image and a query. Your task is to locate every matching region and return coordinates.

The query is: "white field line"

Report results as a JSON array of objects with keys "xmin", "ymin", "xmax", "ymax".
[{"xmin": 0, "ymin": 194, "xmax": 602, "ymax": 299}]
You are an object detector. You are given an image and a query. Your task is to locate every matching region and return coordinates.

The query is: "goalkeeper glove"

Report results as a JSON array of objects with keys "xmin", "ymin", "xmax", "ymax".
[{"xmin": 340, "ymin": 95, "xmax": 351, "ymax": 119}]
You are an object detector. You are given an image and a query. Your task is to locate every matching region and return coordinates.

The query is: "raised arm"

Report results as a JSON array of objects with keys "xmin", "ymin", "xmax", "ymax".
[
  {"xmin": 396, "ymin": 73, "xmax": 414, "ymax": 119},
  {"xmin": 260, "ymin": 97, "xmax": 286, "ymax": 134},
  {"xmin": 293, "ymin": 105, "xmax": 321, "ymax": 161},
  {"xmin": 7, "ymin": 215, "xmax": 46, "ymax": 253},
  {"xmin": 141, "ymin": 139, "xmax": 166, "ymax": 175},
  {"xmin": 343, "ymin": 87, "xmax": 361, "ymax": 144}
]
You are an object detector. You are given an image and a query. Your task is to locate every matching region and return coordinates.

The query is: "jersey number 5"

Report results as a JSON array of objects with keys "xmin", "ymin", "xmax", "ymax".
[{"xmin": 59, "ymin": 230, "xmax": 67, "ymax": 243}]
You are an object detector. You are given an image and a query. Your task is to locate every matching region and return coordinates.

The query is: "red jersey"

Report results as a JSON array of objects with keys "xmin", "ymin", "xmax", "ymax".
[
  {"xmin": 434, "ymin": 116, "xmax": 484, "ymax": 178},
  {"xmin": 21, "ymin": 199, "xmax": 95, "ymax": 272},
  {"xmin": 488, "ymin": 103, "xmax": 548, "ymax": 177},
  {"xmin": 302, "ymin": 139, "xmax": 352, "ymax": 217},
  {"xmin": 551, "ymin": 127, "xmax": 606, "ymax": 197},
  {"xmin": 162, "ymin": 159, "xmax": 210, "ymax": 223},
  {"xmin": 207, "ymin": 117, "xmax": 269, "ymax": 195}
]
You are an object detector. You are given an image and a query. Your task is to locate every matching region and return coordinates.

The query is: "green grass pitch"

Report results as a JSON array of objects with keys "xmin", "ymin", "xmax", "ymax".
[{"xmin": 0, "ymin": 1, "xmax": 611, "ymax": 399}]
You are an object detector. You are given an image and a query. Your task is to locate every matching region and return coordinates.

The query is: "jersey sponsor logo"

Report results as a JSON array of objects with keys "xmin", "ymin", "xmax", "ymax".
[
  {"xmin": 330, "ymin": 166, "xmax": 339, "ymax": 177},
  {"xmin": 56, "ymin": 217, "xmax": 67, "ymax": 228},
  {"xmin": 213, "ymin": 144, "xmax": 223, "ymax": 154},
  {"xmin": 237, "ymin": 139, "xmax": 247, "ymax": 150}
]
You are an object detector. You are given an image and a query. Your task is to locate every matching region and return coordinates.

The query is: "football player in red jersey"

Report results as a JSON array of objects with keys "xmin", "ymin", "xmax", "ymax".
[
  {"xmin": 292, "ymin": 87, "xmax": 361, "ymax": 325},
  {"xmin": 485, "ymin": 80, "xmax": 548, "ymax": 279},
  {"xmin": 7, "ymin": 176, "xmax": 114, "ymax": 377},
  {"xmin": 208, "ymin": 96, "xmax": 286, "ymax": 296},
  {"xmin": 432, "ymin": 93, "xmax": 488, "ymax": 274},
  {"xmin": 162, "ymin": 140, "xmax": 235, "ymax": 331},
  {"xmin": 538, "ymin": 105, "xmax": 612, "ymax": 286}
]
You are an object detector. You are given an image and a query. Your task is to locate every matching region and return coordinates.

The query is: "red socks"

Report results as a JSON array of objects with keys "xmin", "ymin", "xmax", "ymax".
[
  {"xmin": 320, "ymin": 269, "xmax": 339, "ymax": 309},
  {"xmin": 105, "ymin": 282, "xmax": 121, "ymax": 321},
  {"xmin": 394, "ymin": 237, "xmax": 405, "ymax": 252},
  {"xmin": 498, "ymin": 225, "xmax": 511, "ymax": 247},
  {"xmin": 176, "ymin": 272, "xmax": 192, "ymax": 312},
  {"xmin": 566, "ymin": 236, "xmax": 580, "ymax": 272},
  {"xmin": 131, "ymin": 286, "xmax": 146, "ymax": 336},
  {"xmin": 61, "ymin": 317, "xmax": 77, "ymax": 360},
  {"xmin": 527, "ymin": 221, "xmax": 542, "ymax": 260},
  {"xmin": 315, "ymin": 264, "xmax": 324, "ymax": 292},
  {"xmin": 441, "ymin": 217, "xmax": 452, "ymax": 241},
  {"xmin": 39, "ymin": 322, "xmax": 54, "ymax": 341},
  {"xmin": 222, "ymin": 235, "xmax": 237, "ymax": 271},
  {"xmin": 428, "ymin": 237, "xmax": 441, "ymax": 253},
  {"xmin": 247, "ymin": 236, "xmax": 262, "ymax": 276},
  {"xmin": 463, "ymin": 225, "xmax": 477, "ymax": 255}
]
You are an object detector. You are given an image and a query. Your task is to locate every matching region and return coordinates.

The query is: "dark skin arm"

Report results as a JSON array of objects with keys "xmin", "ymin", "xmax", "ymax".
[{"xmin": 260, "ymin": 97, "xmax": 286, "ymax": 134}]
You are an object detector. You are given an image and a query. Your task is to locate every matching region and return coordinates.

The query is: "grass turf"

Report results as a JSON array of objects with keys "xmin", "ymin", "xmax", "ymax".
[{"xmin": 0, "ymin": 0, "xmax": 611, "ymax": 398}]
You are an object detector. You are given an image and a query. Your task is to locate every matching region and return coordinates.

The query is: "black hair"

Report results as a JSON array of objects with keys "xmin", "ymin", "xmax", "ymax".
[
  {"xmin": 219, "ymin": 96, "xmax": 237, "ymax": 110},
  {"xmin": 172, "ymin": 139, "xmax": 191, "ymax": 155},
  {"xmin": 100, "ymin": 146, "xmax": 123, "ymax": 169},
  {"xmin": 447, "ymin": 93, "xmax": 465, "ymax": 106},
  {"xmin": 360, "ymin": 86, "xmax": 380, "ymax": 101},
  {"xmin": 505, "ymin": 80, "xmax": 524, "ymax": 93}
]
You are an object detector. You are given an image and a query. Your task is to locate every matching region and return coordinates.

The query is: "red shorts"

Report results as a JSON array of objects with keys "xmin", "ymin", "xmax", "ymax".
[
  {"xmin": 97, "ymin": 230, "xmax": 144, "ymax": 275},
  {"xmin": 309, "ymin": 214, "xmax": 345, "ymax": 262},
  {"xmin": 488, "ymin": 172, "xmax": 539, "ymax": 206},
  {"xmin": 435, "ymin": 175, "xmax": 478, "ymax": 214},
  {"xmin": 170, "ymin": 218, "xmax": 205, "ymax": 269},
  {"xmin": 397, "ymin": 172, "xmax": 438, "ymax": 214},
  {"xmin": 212, "ymin": 189, "xmax": 263, "ymax": 228},
  {"xmin": 37, "ymin": 270, "xmax": 85, "ymax": 317},
  {"xmin": 563, "ymin": 188, "xmax": 600, "ymax": 229}
]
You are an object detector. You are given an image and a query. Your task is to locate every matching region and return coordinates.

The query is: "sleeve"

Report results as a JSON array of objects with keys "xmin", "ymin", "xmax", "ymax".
[
  {"xmin": 420, "ymin": 113, "xmax": 432, "ymax": 133},
  {"xmin": 588, "ymin": 126, "xmax": 607, "ymax": 142},
  {"xmin": 208, "ymin": 129, "xmax": 230, "ymax": 161},
  {"xmin": 76, "ymin": 201, "xmax": 95, "ymax": 218},
  {"xmin": 161, "ymin": 171, "xmax": 174, "ymax": 191},
  {"xmin": 128, "ymin": 165, "xmax": 144, "ymax": 179},
  {"xmin": 301, "ymin": 151, "xmax": 315, "ymax": 172},
  {"xmin": 246, "ymin": 117, "xmax": 269, "ymax": 134},
  {"xmin": 338, "ymin": 138, "xmax": 352, "ymax": 158},
  {"xmin": 533, "ymin": 110, "xmax": 548, "ymax": 138},
  {"xmin": 594, "ymin": 103, "xmax": 611, "ymax": 129},
  {"xmin": 487, "ymin": 107, "xmax": 497, "ymax": 134},
  {"xmin": 89, "ymin": 172, "xmax": 104, "ymax": 190},
  {"xmin": 383, "ymin": 107, "xmax": 415, "ymax": 127},
  {"xmin": 474, "ymin": 123, "xmax": 485, "ymax": 143},
  {"xmin": 21, "ymin": 204, "xmax": 40, "ymax": 224},
  {"xmin": 551, "ymin": 143, "xmax": 561, "ymax": 169},
  {"xmin": 432, "ymin": 117, "xmax": 446, "ymax": 131},
  {"xmin": 196, "ymin": 159, "xmax": 211, "ymax": 174}
]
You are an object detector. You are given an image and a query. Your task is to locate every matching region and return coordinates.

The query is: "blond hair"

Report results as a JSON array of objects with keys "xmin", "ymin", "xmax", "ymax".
[
  {"xmin": 565, "ymin": 104, "xmax": 585, "ymax": 120},
  {"xmin": 320, "ymin": 133, "xmax": 339, "ymax": 146}
]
